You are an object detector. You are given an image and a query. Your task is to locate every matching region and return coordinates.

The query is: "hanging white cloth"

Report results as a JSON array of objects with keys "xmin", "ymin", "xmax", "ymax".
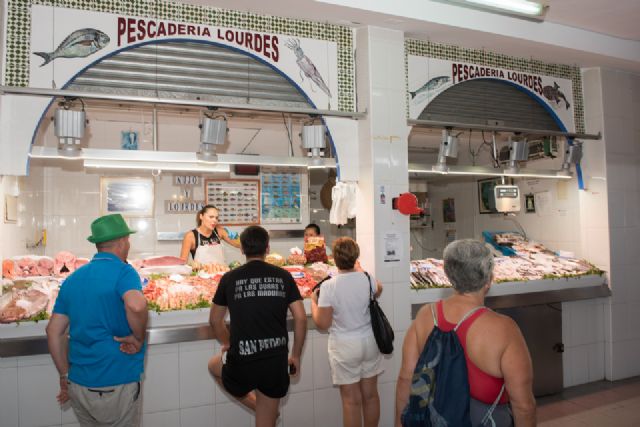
[{"xmin": 329, "ymin": 181, "xmax": 358, "ymax": 225}]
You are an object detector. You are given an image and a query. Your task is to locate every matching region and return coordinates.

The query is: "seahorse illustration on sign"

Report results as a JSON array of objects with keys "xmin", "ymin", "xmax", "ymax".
[
  {"xmin": 542, "ymin": 82, "xmax": 571, "ymax": 110},
  {"xmin": 285, "ymin": 38, "xmax": 332, "ymax": 98}
]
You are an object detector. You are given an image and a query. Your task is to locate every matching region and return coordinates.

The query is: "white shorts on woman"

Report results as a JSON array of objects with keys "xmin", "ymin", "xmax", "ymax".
[{"xmin": 328, "ymin": 334, "xmax": 383, "ymax": 385}]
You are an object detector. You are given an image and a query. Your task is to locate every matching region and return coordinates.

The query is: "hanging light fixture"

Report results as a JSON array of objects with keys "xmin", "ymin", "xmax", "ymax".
[
  {"xmin": 54, "ymin": 98, "xmax": 86, "ymax": 157},
  {"xmin": 302, "ymin": 123, "xmax": 326, "ymax": 167},
  {"xmin": 558, "ymin": 139, "xmax": 582, "ymax": 177},
  {"xmin": 198, "ymin": 111, "xmax": 227, "ymax": 162},
  {"xmin": 434, "ymin": 128, "xmax": 459, "ymax": 172},
  {"xmin": 503, "ymin": 134, "xmax": 529, "ymax": 174}
]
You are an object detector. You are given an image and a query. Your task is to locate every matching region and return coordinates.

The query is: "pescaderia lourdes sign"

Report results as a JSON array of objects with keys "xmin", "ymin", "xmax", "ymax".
[
  {"xmin": 407, "ymin": 56, "xmax": 576, "ymax": 132},
  {"xmin": 29, "ymin": 6, "xmax": 338, "ymax": 108},
  {"xmin": 0, "ymin": 5, "xmax": 350, "ymax": 176}
]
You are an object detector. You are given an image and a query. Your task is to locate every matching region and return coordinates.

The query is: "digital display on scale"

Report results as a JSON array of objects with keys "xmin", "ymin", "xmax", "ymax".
[
  {"xmin": 494, "ymin": 185, "xmax": 521, "ymax": 213},
  {"xmin": 496, "ymin": 186, "xmax": 519, "ymax": 198}
]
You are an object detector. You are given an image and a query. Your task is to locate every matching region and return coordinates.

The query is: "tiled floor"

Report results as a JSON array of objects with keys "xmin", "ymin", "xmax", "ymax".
[{"xmin": 537, "ymin": 376, "xmax": 640, "ymax": 426}]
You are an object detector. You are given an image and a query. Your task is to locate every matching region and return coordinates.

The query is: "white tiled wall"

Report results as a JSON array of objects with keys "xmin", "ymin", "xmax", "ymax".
[
  {"xmin": 0, "ymin": 331, "xmax": 405, "ymax": 427},
  {"xmin": 353, "ymin": 26, "xmax": 408, "ymax": 427},
  {"xmin": 0, "ymin": 172, "xmax": 46, "ymax": 261},
  {"xmin": 598, "ymin": 68, "xmax": 640, "ymax": 381}
]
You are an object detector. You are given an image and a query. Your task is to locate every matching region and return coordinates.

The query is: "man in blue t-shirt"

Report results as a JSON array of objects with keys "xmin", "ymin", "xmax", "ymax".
[{"xmin": 46, "ymin": 214, "xmax": 148, "ymax": 427}]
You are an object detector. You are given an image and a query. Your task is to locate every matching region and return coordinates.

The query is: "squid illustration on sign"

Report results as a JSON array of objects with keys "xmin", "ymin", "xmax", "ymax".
[
  {"xmin": 33, "ymin": 28, "xmax": 110, "ymax": 67},
  {"xmin": 285, "ymin": 38, "xmax": 332, "ymax": 98}
]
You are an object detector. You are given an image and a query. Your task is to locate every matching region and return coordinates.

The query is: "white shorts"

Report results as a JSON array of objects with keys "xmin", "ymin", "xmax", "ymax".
[{"xmin": 328, "ymin": 334, "xmax": 383, "ymax": 385}]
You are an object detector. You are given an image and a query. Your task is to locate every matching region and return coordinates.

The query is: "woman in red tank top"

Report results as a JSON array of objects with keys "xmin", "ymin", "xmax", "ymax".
[
  {"xmin": 434, "ymin": 300, "xmax": 509, "ymax": 405},
  {"xmin": 396, "ymin": 239, "xmax": 536, "ymax": 427}
]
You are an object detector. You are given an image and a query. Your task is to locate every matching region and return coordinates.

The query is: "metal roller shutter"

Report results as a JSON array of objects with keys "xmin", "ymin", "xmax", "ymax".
[
  {"xmin": 68, "ymin": 41, "xmax": 310, "ymax": 107},
  {"xmin": 418, "ymin": 79, "xmax": 561, "ymax": 131}
]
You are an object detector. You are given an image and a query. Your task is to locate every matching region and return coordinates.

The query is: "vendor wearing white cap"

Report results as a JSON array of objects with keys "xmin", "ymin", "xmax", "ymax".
[{"xmin": 180, "ymin": 204, "xmax": 240, "ymax": 265}]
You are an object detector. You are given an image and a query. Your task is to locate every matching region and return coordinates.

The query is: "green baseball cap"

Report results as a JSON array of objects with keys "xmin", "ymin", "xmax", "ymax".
[{"xmin": 87, "ymin": 214, "xmax": 136, "ymax": 244}]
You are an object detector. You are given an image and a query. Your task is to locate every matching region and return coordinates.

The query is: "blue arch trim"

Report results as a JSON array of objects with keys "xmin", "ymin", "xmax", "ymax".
[
  {"xmin": 426, "ymin": 78, "xmax": 584, "ymax": 189},
  {"xmin": 29, "ymin": 38, "xmax": 341, "ymax": 176}
]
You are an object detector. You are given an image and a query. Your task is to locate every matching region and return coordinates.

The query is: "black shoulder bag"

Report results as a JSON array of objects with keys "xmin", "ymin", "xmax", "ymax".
[
  {"xmin": 364, "ymin": 272, "xmax": 394, "ymax": 354},
  {"xmin": 312, "ymin": 275, "xmax": 332, "ymax": 297}
]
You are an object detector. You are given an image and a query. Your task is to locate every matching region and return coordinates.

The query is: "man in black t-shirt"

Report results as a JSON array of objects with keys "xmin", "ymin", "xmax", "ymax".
[{"xmin": 208, "ymin": 225, "xmax": 307, "ymax": 427}]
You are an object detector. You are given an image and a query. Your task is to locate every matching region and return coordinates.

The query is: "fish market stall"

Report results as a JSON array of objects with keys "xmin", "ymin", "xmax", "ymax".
[
  {"xmin": 408, "ymin": 232, "xmax": 609, "ymax": 396},
  {"xmin": 404, "ymin": 41, "xmax": 612, "ymax": 395},
  {"xmin": 0, "ymin": 248, "xmax": 338, "ymax": 356}
]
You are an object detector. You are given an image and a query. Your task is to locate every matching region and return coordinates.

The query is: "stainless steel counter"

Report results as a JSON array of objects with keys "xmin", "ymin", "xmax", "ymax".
[
  {"xmin": 0, "ymin": 316, "xmax": 319, "ymax": 358},
  {"xmin": 410, "ymin": 283, "xmax": 611, "ymax": 319},
  {"xmin": 1, "ymin": 282, "xmax": 609, "ymax": 358}
]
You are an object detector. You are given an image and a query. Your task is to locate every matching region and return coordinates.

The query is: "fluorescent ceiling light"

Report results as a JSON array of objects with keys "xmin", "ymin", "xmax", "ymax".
[
  {"xmin": 503, "ymin": 170, "xmax": 571, "ymax": 179},
  {"xmin": 466, "ymin": 0, "xmax": 543, "ymax": 15},
  {"xmin": 439, "ymin": 0, "xmax": 546, "ymax": 19},
  {"xmin": 84, "ymin": 159, "xmax": 230, "ymax": 173},
  {"xmin": 215, "ymin": 154, "xmax": 309, "ymax": 168},
  {"xmin": 30, "ymin": 146, "xmax": 337, "ymax": 170},
  {"xmin": 408, "ymin": 164, "xmax": 571, "ymax": 179},
  {"xmin": 308, "ymin": 164, "xmax": 337, "ymax": 170}
]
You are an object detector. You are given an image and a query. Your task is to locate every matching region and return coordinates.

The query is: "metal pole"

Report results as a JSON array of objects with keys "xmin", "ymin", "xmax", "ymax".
[
  {"xmin": 152, "ymin": 105, "xmax": 158, "ymax": 151},
  {"xmin": 0, "ymin": 85, "xmax": 367, "ymax": 120},
  {"xmin": 287, "ymin": 115, "xmax": 293, "ymax": 157},
  {"xmin": 408, "ymin": 118, "xmax": 601, "ymax": 140}
]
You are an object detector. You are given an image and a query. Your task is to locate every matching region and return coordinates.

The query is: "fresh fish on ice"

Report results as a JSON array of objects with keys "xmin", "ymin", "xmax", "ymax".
[{"xmin": 33, "ymin": 28, "xmax": 110, "ymax": 67}]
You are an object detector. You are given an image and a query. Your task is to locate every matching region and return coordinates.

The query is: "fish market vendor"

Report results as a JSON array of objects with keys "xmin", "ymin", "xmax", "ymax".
[
  {"xmin": 304, "ymin": 223, "xmax": 321, "ymax": 240},
  {"xmin": 180, "ymin": 205, "xmax": 241, "ymax": 264}
]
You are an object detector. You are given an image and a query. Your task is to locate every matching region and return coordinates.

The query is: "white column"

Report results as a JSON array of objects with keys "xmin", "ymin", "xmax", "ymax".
[
  {"xmin": 355, "ymin": 27, "xmax": 412, "ymax": 423},
  {"xmin": 598, "ymin": 67, "xmax": 640, "ymax": 381}
]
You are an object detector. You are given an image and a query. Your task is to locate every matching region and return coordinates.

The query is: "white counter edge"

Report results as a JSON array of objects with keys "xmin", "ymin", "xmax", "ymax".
[
  {"xmin": 409, "ymin": 275, "xmax": 607, "ymax": 304},
  {"xmin": 0, "ymin": 296, "xmax": 314, "ymax": 340}
]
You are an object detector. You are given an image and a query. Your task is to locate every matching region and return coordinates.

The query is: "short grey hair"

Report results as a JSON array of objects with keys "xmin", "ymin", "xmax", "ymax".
[{"xmin": 443, "ymin": 239, "xmax": 494, "ymax": 293}]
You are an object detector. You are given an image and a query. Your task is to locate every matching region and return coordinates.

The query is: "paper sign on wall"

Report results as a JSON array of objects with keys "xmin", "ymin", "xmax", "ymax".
[{"xmin": 383, "ymin": 233, "xmax": 402, "ymax": 263}]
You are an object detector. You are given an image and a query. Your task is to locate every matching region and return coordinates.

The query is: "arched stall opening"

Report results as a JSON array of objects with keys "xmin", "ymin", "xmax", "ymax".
[{"xmin": 406, "ymin": 79, "xmax": 607, "ymax": 397}]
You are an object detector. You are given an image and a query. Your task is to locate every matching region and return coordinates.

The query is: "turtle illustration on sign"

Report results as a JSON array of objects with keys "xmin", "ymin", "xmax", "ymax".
[
  {"xmin": 33, "ymin": 28, "xmax": 110, "ymax": 67},
  {"xmin": 542, "ymin": 82, "xmax": 571, "ymax": 110},
  {"xmin": 285, "ymin": 38, "xmax": 332, "ymax": 98}
]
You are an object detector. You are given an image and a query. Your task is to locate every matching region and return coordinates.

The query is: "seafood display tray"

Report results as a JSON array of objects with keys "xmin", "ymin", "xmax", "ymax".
[
  {"xmin": 0, "ymin": 299, "xmax": 313, "ymax": 357},
  {"xmin": 410, "ymin": 275, "xmax": 609, "ymax": 318}
]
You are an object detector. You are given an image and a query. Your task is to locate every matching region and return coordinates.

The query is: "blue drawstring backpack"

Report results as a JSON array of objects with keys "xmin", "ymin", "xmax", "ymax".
[{"xmin": 401, "ymin": 305, "xmax": 509, "ymax": 427}]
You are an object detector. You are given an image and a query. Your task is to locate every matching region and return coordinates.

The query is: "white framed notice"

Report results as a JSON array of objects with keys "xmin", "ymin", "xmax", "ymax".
[{"xmin": 100, "ymin": 177, "xmax": 155, "ymax": 217}]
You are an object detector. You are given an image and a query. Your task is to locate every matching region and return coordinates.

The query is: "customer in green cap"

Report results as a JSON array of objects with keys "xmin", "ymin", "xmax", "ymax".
[{"xmin": 46, "ymin": 213, "xmax": 148, "ymax": 427}]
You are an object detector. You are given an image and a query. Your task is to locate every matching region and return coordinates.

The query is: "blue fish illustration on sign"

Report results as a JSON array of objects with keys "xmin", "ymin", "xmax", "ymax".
[
  {"xmin": 33, "ymin": 28, "xmax": 110, "ymax": 67},
  {"xmin": 410, "ymin": 76, "xmax": 450, "ymax": 102},
  {"xmin": 285, "ymin": 38, "xmax": 332, "ymax": 98}
]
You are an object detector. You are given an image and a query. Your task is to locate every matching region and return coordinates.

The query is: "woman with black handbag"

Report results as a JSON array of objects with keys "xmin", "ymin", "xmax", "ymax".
[{"xmin": 311, "ymin": 237, "xmax": 384, "ymax": 427}]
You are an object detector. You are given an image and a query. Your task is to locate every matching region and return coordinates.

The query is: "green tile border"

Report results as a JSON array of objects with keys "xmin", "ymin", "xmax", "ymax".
[
  {"xmin": 4, "ymin": 0, "xmax": 355, "ymax": 112},
  {"xmin": 405, "ymin": 39, "xmax": 585, "ymax": 133}
]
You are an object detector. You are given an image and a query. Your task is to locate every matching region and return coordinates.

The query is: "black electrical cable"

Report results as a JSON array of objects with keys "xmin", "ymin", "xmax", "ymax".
[
  {"xmin": 282, "ymin": 113, "xmax": 294, "ymax": 154},
  {"xmin": 239, "ymin": 129, "xmax": 261, "ymax": 154}
]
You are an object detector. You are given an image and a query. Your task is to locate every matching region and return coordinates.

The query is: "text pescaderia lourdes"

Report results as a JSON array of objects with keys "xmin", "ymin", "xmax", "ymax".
[{"xmin": 117, "ymin": 17, "xmax": 280, "ymax": 62}]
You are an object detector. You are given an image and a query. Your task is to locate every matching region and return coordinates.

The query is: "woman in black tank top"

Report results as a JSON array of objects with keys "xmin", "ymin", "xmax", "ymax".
[
  {"xmin": 189, "ymin": 228, "xmax": 221, "ymax": 259},
  {"xmin": 179, "ymin": 205, "xmax": 241, "ymax": 262}
]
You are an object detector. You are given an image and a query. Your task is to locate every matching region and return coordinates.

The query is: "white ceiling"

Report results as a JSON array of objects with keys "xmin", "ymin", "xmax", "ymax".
[
  {"xmin": 545, "ymin": 0, "xmax": 640, "ymax": 41},
  {"xmin": 176, "ymin": 0, "xmax": 640, "ymax": 73}
]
